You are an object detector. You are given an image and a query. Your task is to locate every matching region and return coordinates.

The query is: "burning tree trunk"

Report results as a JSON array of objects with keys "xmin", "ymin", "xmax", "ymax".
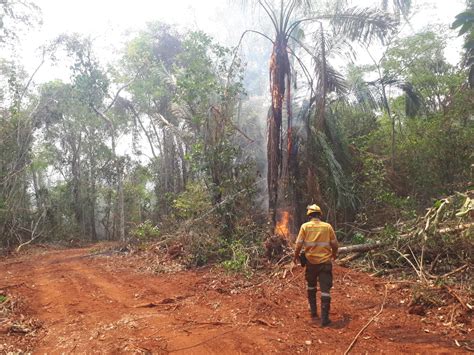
[{"xmin": 268, "ymin": 33, "xmax": 291, "ymax": 231}]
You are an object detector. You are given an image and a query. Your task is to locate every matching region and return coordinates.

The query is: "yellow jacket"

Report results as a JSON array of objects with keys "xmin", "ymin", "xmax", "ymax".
[{"xmin": 296, "ymin": 218, "xmax": 337, "ymax": 264}]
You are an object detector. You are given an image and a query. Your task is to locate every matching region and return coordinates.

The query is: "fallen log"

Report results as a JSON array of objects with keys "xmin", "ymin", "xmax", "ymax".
[{"xmin": 339, "ymin": 242, "xmax": 384, "ymax": 255}]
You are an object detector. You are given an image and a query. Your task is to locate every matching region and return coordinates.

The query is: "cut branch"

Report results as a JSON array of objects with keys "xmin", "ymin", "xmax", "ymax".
[{"xmin": 16, "ymin": 209, "xmax": 46, "ymax": 252}]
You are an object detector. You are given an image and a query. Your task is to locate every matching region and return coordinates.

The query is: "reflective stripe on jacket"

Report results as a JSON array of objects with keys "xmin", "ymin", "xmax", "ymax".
[{"xmin": 296, "ymin": 218, "xmax": 336, "ymax": 264}]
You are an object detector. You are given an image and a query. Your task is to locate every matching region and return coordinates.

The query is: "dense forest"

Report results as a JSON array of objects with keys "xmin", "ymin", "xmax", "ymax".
[{"xmin": 0, "ymin": 0, "xmax": 472, "ymax": 266}]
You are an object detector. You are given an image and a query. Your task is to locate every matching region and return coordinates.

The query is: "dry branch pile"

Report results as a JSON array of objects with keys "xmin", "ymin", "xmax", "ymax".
[
  {"xmin": 338, "ymin": 191, "xmax": 473, "ymax": 329},
  {"xmin": 381, "ymin": 190, "xmax": 473, "ymax": 281},
  {"xmin": 340, "ymin": 191, "xmax": 472, "ymax": 279}
]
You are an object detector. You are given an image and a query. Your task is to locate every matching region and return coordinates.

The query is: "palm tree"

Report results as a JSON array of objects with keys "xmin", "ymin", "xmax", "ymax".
[{"xmin": 239, "ymin": 0, "xmax": 399, "ymax": 230}]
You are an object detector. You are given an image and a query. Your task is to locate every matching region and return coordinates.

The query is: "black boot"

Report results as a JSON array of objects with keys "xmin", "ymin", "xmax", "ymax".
[
  {"xmin": 321, "ymin": 296, "xmax": 331, "ymax": 327},
  {"xmin": 307, "ymin": 289, "xmax": 318, "ymax": 319}
]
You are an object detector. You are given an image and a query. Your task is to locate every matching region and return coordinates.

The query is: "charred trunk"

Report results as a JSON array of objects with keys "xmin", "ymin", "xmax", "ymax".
[{"xmin": 268, "ymin": 34, "xmax": 290, "ymax": 231}]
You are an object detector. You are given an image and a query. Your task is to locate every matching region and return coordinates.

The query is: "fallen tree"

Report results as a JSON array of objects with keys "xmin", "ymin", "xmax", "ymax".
[
  {"xmin": 339, "ymin": 242, "xmax": 384, "ymax": 254},
  {"xmin": 341, "ymin": 190, "xmax": 473, "ymax": 284}
]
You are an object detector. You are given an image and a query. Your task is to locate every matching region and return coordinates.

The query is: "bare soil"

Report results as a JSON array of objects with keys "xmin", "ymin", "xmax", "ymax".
[{"xmin": 0, "ymin": 246, "xmax": 472, "ymax": 354}]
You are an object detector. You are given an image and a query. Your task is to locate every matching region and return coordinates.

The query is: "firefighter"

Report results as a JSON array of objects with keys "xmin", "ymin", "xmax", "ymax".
[{"xmin": 293, "ymin": 204, "xmax": 338, "ymax": 326}]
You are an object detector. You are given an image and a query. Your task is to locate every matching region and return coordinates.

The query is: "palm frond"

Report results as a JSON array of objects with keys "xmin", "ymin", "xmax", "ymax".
[
  {"xmin": 311, "ymin": 129, "xmax": 356, "ymax": 211},
  {"xmin": 314, "ymin": 59, "xmax": 348, "ymax": 95},
  {"xmin": 325, "ymin": 107, "xmax": 353, "ymax": 171},
  {"xmin": 346, "ymin": 65, "xmax": 381, "ymax": 111},
  {"xmin": 290, "ymin": 0, "xmax": 313, "ymax": 13},
  {"xmin": 330, "ymin": 7, "xmax": 398, "ymax": 45},
  {"xmin": 352, "ymin": 84, "xmax": 380, "ymax": 112},
  {"xmin": 307, "ymin": 28, "xmax": 348, "ymax": 98},
  {"xmin": 377, "ymin": 77, "xmax": 422, "ymax": 117},
  {"xmin": 257, "ymin": 0, "xmax": 280, "ymax": 33},
  {"xmin": 380, "ymin": 0, "xmax": 412, "ymax": 19}
]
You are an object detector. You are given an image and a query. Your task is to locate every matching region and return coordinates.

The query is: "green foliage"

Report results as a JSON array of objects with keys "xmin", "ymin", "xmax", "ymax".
[
  {"xmin": 379, "ymin": 224, "xmax": 399, "ymax": 242},
  {"xmin": 0, "ymin": 61, "xmax": 36, "ymax": 247},
  {"xmin": 395, "ymin": 116, "xmax": 473, "ymax": 201},
  {"xmin": 336, "ymin": 26, "xmax": 474, "ymax": 226},
  {"xmin": 181, "ymin": 230, "xmax": 221, "ymax": 267},
  {"xmin": 172, "ymin": 182, "xmax": 212, "ymax": 220},
  {"xmin": 131, "ymin": 220, "xmax": 160, "ymax": 241},
  {"xmin": 352, "ymin": 147, "xmax": 415, "ymax": 224},
  {"xmin": 382, "ymin": 30, "xmax": 463, "ymax": 115},
  {"xmin": 123, "ymin": 165, "xmax": 153, "ymax": 228},
  {"xmin": 173, "ymin": 203, "xmax": 265, "ymax": 269},
  {"xmin": 54, "ymin": 35, "xmax": 110, "ymax": 106},
  {"xmin": 221, "ymin": 241, "xmax": 251, "ymax": 275},
  {"xmin": 351, "ymin": 232, "xmax": 366, "ymax": 244},
  {"xmin": 314, "ymin": 128, "xmax": 356, "ymax": 213}
]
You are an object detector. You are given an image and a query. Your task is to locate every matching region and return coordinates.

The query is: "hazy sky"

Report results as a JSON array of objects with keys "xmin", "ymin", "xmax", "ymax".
[{"xmin": 16, "ymin": 0, "xmax": 467, "ymax": 83}]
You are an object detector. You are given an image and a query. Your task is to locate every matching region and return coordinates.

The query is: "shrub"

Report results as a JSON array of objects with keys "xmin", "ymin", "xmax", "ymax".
[
  {"xmin": 172, "ymin": 182, "xmax": 212, "ymax": 220},
  {"xmin": 131, "ymin": 220, "xmax": 160, "ymax": 241},
  {"xmin": 221, "ymin": 241, "xmax": 252, "ymax": 275},
  {"xmin": 351, "ymin": 232, "xmax": 366, "ymax": 244}
]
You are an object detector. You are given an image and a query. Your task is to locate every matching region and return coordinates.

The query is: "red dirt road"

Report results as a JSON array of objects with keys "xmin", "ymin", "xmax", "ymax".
[{"xmin": 1, "ymin": 247, "xmax": 470, "ymax": 353}]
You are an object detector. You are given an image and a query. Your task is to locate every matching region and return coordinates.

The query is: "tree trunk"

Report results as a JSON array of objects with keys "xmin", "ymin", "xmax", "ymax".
[
  {"xmin": 177, "ymin": 141, "xmax": 187, "ymax": 190},
  {"xmin": 71, "ymin": 135, "xmax": 85, "ymax": 237},
  {"xmin": 381, "ymin": 83, "xmax": 395, "ymax": 168},
  {"xmin": 89, "ymin": 178, "xmax": 98, "ymax": 242},
  {"xmin": 118, "ymin": 168, "xmax": 125, "ymax": 242},
  {"xmin": 111, "ymin": 132, "xmax": 125, "ymax": 242},
  {"xmin": 268, "ymin": 113, "xmax": 279, "ymax": 231},
  {"xmin": 268, "ymin": 34, "xmax": 289, "ymax": 231}
]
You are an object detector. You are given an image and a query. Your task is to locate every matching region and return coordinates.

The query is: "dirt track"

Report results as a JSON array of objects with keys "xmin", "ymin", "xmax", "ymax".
[{"xmin": 0, "ymin": 247, "xmax": 470, "ymax": 353}]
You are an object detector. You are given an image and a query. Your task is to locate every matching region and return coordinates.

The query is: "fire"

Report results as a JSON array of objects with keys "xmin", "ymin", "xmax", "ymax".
[{"xmin": 275, "ymin": 210, "xmax": 290, "ymax": 238}]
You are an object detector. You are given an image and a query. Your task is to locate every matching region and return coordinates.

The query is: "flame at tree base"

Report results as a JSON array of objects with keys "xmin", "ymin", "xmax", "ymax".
[{"xmin": 275, "ymin": 210, "xmax": 291, "ymax": 239}]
